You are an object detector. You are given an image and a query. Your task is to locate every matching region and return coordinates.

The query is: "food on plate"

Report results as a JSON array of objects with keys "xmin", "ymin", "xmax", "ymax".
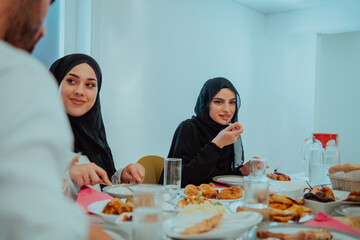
[
  {"xmin": 177, "ymin": 192, "xmax": 226, "ymax": 215},
  {"xmin": 304, "ymin": 186, "xmax": 335, "ymax": 203},
  {"xmin": 216, "ymin": 186, "xmax": 243, "ymax": 199},
  {"xmin": 266, "ymin": 172, "xmax": 291, "ymax": 181},
  {"xmin": 184, "ymin": 184, "xmax": 201, "ymax": 196},
  {"xmin": 102, "ymin": 198, "xmax": 133, "ymax": 215},
  {"xmin": 180, "ymin": 213, "xmax": 223, "ymax": 235},
  {"xmin": 184, "ymin": 183, "xmax": 243, "ymax": 200},
  {"xmin": 328, "ymin": 163, "xmax": 360, "ymax": 174},
  {"xmin": 334, "ymin": 216, "xmax": 360, "ymax": 232},
  {"xmin": 257, "ymin": 228, "xmax": 333, "ymax": 240},
  {"xmin": 122, "ymin": 214, "xmax": 132, "ymax": 221},
  {"xmin": 199, "ymin": 183, "xmax": 219, "ymax": 198},
  {"xmin": 238, "ymin": 194, "xmax": 312, "ymax": 223},
  {"xmin": 344, "ymin": 191, "xmax": 360, "ymax": 202}
]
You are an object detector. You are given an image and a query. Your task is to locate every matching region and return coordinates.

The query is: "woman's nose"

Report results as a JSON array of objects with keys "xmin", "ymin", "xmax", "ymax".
[
  {"xmin": 74, "ymin": 85, "xmax": 84, "ymax": 96},
  {"xmin": 223, "ymin": 103, "xmax": 230, "ymax": 112}
]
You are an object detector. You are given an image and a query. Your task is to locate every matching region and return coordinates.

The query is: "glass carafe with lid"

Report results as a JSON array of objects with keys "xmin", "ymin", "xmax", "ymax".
[{"xmin": 302, "ymin": 133, "xmax": 340, "ymax": 185}]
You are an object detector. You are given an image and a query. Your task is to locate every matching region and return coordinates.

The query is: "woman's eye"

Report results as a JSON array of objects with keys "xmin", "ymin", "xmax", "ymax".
[
  {"xmin": 66, "ymin": 79, "xmax": 75, "ymax": 84},
  {"xmin": 214, "ymin": 100, "xmax": 222, "ymax": 104},
  {"xmin": 230, "ymin": 101, "xmax": 237, "ymax": 105},
  {"xmin": 87, "ymin": 83, "xmax": 96, "ymax": 88}
]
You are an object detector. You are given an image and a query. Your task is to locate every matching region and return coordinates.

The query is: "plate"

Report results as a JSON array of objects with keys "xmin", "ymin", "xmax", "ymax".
[
  {"xmin": 163, "ymin": 212, "xmax": 262, "ymax": 239},
  {"xmin": 212, "ymin": 175, "xmax": 244, "ymax": 187},
  {"xmin": 88, "ymin": 199, "xmax": 131, "ymax": 223},
  {"xmin": 104, "ymin": 229, "xmax": 125, "ymax": 240},
  {"xmin": 247, "ymin": 223, "xmax": 360, "ymax": 240},
  {"xmin": 179, "ymin": 188, "xmax": 243, "ymax": 203},
  {"xmin": 269, "ymin": 180, "xmax": 307, "ymax": 199},
  {"xmin": 102, "ymin": 184, "xmax": 134, "ymax": 198},
  {"xmin": 228, "ymin": 201, "xmax": 314, "ymax": 223},
  {"xmin": 335, "ymin": 204, "xmax": 360, "ymax": 216}
]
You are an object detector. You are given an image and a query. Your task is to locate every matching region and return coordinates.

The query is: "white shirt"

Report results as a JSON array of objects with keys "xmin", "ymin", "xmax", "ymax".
[{"xmin": 0, "ymin": 41, "xmax": 87, "ymax": 239}]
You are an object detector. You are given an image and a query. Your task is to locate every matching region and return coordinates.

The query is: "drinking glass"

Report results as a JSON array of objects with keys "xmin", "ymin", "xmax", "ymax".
[
  {"xmin": 244, "ymin": 176, "xmax": 269, "ymax": 221},
  {"xmin": 164, "ymin": 158, "xmax": 182, "ymax": 198},
  {"xmin": 250, "ymin": 157, "xmax": 267, "ymax": 178},
  {"xmin": 132, "ymin": 184, "xmax": 163, "ymax": 240}
]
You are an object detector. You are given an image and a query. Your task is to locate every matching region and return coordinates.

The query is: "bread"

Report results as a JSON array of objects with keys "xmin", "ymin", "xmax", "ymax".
[
  {"xmin": 345, "ymin": 191, "xmax": 360, "ymax": 202},
  {"xmin": 266, "ymin": 172, "xmax": 291, "ymax": 181},
  {"xmin": 217, "ymin": 186, "xmax": 243, "ymax": 200},
  {"xmin": 328, "ymin": 163, "xmax": 360, "ymax": 174},
  {"xmin": 334, "ymin": 216, "xmax": 360, "ymax": 232}
]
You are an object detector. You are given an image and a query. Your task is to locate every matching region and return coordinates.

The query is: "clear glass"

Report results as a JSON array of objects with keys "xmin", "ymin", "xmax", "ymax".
[
  {"xmin": 132, "ymin": 185, "xmax": 163, "ymax": 240},
  {"xmin": 163, "ymin": 158, "xmax": 182, "ymax": 198},
  {"xmin": 249, "ymin": 157, "xmax": 267, "ymax": 178},
  {"xmin": 244, "ymin": 177, "xmax": 269, "ymax": 221}
]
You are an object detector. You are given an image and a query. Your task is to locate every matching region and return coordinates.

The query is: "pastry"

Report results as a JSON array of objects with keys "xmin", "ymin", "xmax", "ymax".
[
  {"xmin": 345, "ymin": 191, "xmax": 360, "ymax": 202},
  {"xmin": 266, "ymin": 172, "xmax": 291, "ymax": 181},
  {"xmin": 217, "ymin": 186, "xmax": 243, "ymax": 200},
  {"xmin": 328, "ymin": 163, "xmax": 360, "ymax": 174}
]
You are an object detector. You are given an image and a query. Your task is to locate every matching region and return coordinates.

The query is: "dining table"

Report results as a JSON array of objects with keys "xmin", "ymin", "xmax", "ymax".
[{"xmin": 77, "ymin": 179, "xmax": 360, "ymax": 240}]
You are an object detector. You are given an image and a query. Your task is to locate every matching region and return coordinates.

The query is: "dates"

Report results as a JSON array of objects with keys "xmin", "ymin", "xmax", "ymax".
[{"xmin": 304, "ymin": 192, "xmax": 335, "ymax": 203}]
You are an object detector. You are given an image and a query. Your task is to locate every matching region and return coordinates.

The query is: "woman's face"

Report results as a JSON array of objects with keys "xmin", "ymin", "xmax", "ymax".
[
  {"xmin": 209, "ymin": 88, "xmax": 236, "ymax": 125},
  {"xmin": 60, "ymin": 63, "xmax": 98, "ymax": 117}
]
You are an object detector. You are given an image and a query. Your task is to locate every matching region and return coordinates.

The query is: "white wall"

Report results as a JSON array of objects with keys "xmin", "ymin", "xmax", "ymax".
[
  {"xmin": 258, "ymin": 0, "xmax": 360, "ymax": 173},
  {"xmin": 316, "ymin": 31, "xmax": 360, "ymax": 164},
  {"xmin": 90, "ymin": 0, "xmax": 266, "ymax": 169}
]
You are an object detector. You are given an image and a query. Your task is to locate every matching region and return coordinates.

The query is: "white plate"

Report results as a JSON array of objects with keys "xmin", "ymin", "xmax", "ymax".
[
  {"xmin": 335, "ymin": 204, "xmax": 360, "ymax": 216},
  {"xmin": 163, "ymin": 212, "xmax": 262, "ymax": 239},
  {"xmin": 228, "ymin": 201, "xmax": 314, "ymax": 223},
  {"xmin": 212, "ymin": 175, "xmax": 244, "ymax": 187},
  {"xmin": 179, "ymin": 188, "xmax": 243, "ymax": 203},
  {"xmin": 88, "ymin": 199, "xmax": 133, "ymax": 224},
  {"xmin": 248, "ymin": 223, "xmax": 360, "ymax": 240},
  {"xmin": 102, "ymin": 184, "xmax": 134, "ymax": 198},
  {"xmin": 269, "ymin": 180, "xmax": 307, "ymax": 199},
  {"xmin": 104, "ymin": 229, "xmax": 125, "ymax": 240}
]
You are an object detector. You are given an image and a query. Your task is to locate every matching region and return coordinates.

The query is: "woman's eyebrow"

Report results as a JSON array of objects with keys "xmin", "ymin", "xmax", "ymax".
[
  {"xmin": 66, "ymin": 73, "xmax": 79, "ymax": 78},
  {"xmin": 87, "ymin": 78, "xmax": 97, "ymax": 82}
]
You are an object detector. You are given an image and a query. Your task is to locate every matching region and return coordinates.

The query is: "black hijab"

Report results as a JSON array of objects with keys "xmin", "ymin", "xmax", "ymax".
[
  {"xmin": 49, "ymin": 54, "xmax": 116, "ymax": 178},
  {"xmin": 193, "ymin": 77, "xmax": 244, "ymax": 169}
]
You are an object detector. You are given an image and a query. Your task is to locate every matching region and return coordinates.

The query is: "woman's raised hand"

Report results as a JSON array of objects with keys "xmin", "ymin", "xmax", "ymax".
[
  {"xmin": 69, "ymin": 162, "xmax": 112, "ymax": 187},
  {"xmin": 211, "ymin": 122, "xmax": 243, "ymax": 149}
]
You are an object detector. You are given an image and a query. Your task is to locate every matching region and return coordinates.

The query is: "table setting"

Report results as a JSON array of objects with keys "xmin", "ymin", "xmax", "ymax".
[{"xmin": 77, "ymin": 152, "xmax": 360, "ymax": 240}]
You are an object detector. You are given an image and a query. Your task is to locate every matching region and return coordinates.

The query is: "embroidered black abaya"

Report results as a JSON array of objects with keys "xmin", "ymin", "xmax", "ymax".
[{"xmin": 49, "ymin": 54, "xmax": 116, "ymax": 179}]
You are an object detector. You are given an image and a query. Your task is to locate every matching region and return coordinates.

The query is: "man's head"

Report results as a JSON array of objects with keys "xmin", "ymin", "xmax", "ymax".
[{"xmin": 0, "ymin": 0, "xmax": 54, "ymax": 53}]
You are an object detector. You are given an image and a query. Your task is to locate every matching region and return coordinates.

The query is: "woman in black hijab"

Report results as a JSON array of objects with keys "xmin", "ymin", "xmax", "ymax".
[
  {"xmin": 167, "ymin": 77, "xmax": 249, "ymax": 187},
  {"xmin": 50, "ymin": 54, "xmax": 144, "ymax": 188}
]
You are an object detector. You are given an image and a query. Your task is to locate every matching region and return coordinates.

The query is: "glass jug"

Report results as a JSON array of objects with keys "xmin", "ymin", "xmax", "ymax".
[{"xmin": 302, "ymin": 133, "xmax": 340, "ymax": 185}]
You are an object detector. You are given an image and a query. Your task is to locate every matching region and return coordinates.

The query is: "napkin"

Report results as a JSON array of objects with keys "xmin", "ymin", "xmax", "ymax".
[
  {"xmin": 304, "ymin": 211, "xmax": 360, "ymax": 236},
  {"xmin": 76, "ymin": 186, "xmax": 113, "ymax": 214},
  {"xmin": 213, "ymin": 183, "xmax": 228, "ymax": 188}
]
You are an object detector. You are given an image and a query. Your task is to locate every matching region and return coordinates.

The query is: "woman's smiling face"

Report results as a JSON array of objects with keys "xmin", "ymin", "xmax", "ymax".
[
  {"xmin": 208, "ymin": 88, "xmax": 236, "ymax": 125},
  {"xmin": 60, "ymin": 63, "xmax": 98, "ymax": 117}
]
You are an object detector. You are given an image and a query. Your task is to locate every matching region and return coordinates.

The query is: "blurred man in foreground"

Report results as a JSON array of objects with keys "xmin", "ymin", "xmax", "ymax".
[{"xmin": 0, "ymin": 0, "xmax": 111, "ymax": 239}]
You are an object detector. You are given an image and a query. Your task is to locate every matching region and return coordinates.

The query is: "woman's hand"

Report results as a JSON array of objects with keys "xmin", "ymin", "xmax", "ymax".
[
  {"xmin": 239, "ymin": 160, "xmax": 250, "ymax": 176},
  {"xmin": 69, "ymin": 162, "xmax": 112, "ymax": 186},
  {"xmin": 211, "ymin": 122, "xmax": 243, "ymax": 149},
  {"xmin": 121, "ymin": 163, "xmax": 145, "ymax": 183}
]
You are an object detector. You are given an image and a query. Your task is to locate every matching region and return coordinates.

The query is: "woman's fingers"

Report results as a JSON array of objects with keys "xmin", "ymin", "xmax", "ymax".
[{"xmin": 95, "ymin": 166, "xmax": 112, "ymax": 186}]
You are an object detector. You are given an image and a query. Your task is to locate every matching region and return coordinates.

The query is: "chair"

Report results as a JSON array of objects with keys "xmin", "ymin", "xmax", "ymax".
[{"xmin": 137, "ymin": 155, "xmax": 164, "ymax": 184}]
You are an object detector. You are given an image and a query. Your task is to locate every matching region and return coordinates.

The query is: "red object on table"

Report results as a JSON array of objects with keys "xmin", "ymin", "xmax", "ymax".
[
  {"xmin": 76, "ymin": 186, "xmax": 113, "ymax": 214},
  {"xmin": 213, "ymin": 183, "xmax": 228, "ymax": 188},
  {"xmin": 304, "ymin": 211, "xmax": 360, "ymax": 236}
]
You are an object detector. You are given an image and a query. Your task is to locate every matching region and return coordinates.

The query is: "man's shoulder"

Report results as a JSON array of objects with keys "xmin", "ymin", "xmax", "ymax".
[{"xmin": 0, "ymin": 40, "xmax": 49, "ymax": 78}]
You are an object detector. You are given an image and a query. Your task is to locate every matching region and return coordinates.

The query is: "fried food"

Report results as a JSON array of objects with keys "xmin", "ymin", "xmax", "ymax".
[
  {"xmin": 345, "ymin": 191, "xmax": 360, "ymax": 202},
  {"xmin": 184, "ymin": 184, "xmax": 200, "ymax": 196},
  {"xmin": 304, "ymin": 187, "xmax": 335, "ymax": 202},
  {"xmin": 217, "ymin": 186, "xmax": 243, "ymax": 200},
  {"xmin": 199, "ymin": 183, "xmax": 219, "ymax": 199},
  {"xmin": 270, "ymin": 193, "xmax": 297, "ymax": 205},
  {"xmin": 266, "ymin": 172, "xmax": 291, "ymax": 181},
  {"xmin": 180, "ymin": 213, "xmax": 223, "ymax": 235},
  {"xmin": 239, "ymin": 194, "xmax": 312, "ymax": 223},
  {"xmin": 102, "ymin": 198, "xmax": 133, "ymax": 215},
  {"xmin": 328, "ymin": 163, "xmax": 360, "ymax": 174},
  {"xmin": 257, "ymin": 229, "xmax": 333, "ymax": 240}
]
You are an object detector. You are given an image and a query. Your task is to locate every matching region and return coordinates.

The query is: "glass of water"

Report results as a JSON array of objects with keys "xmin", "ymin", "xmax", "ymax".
[
  {"xmin": 250, "ymin": 157, "xmax": 267, "ymax": 178},
  {"xmin": 244, "ymin": 176, "xmax": 269, "ymax": 221},
  {"xmin": 164, "ymin": 158, "xmax": 182, "ymax": 198},
  {"xmin": 132, "ymin": 184, "xmax": 163, "ymax": 240}
]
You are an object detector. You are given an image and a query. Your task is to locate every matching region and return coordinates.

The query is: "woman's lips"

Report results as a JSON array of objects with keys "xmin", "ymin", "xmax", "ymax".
[{"xmin": 70, "ymin": 98, "xmax": 86, "ymax": 105}]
